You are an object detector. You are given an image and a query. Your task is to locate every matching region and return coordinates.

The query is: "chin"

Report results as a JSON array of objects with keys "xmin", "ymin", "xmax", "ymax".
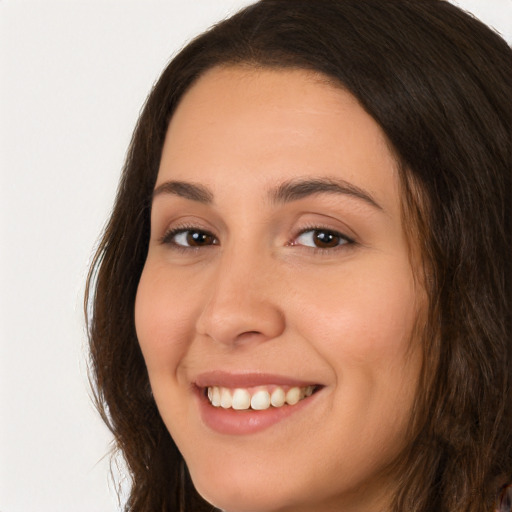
[{"xmin": 190, "ymin": 466, "xmax": 302, "ymax": 512}]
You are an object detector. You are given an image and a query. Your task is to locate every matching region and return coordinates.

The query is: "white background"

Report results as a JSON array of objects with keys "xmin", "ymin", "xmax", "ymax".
[{"xmin": 0, "ymin": 1, "xmax": 510, "ymax": 511}]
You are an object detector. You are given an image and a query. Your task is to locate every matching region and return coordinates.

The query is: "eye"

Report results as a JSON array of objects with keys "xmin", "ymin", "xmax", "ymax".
[
  {"xmin": 294, "ymin": 228, "xmax": 352, "ymax": 249},
  {"xmin": 162, "ymin": 228, "xmax": 218, "ymax": 248}
]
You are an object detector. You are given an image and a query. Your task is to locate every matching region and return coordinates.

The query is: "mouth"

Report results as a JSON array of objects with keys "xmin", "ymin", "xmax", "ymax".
[
  {"xmin": 204, "ymin": 384, "xmax": 319, "ymax": 410},
  {"xmin": 193, "ymin": 373, "xmax": 324, "ymax": 435}
]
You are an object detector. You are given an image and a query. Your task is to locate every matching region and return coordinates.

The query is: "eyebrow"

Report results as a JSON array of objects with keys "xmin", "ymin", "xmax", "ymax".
[
  {"xmin": 152, "ymin": 177, "xmax": 382, "ymax": 210},
  {"xmin": 153, "ymin": 180, "xmax": 214, "ymax": 203},
  {"xmin": 270, "ymin": 177, "xmax": 382, "ymax": 210}
]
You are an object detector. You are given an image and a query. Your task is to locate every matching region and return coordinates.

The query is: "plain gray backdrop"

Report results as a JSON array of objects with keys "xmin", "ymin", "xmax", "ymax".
[{"xmin": 1, "ymin": 1, "xmax": 510, "ymax": 511}]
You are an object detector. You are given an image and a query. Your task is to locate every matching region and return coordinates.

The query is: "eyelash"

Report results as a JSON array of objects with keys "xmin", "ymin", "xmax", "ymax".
[
  {"xmin": 159, "ymin": 225, "xmax": 355, "ymax": 253},
  {"xmin": 290, "ymin": 225, "xmax": 355, "ymax": 254},
  {"xmin": 160, "ymin": 225, "xmax": 218, "ymax": 251}
]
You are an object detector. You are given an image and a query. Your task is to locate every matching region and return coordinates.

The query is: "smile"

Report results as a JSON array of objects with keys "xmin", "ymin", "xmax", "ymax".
[
  {"xmin": 206, "ymin": 385, "xmax": 316, "ymax": 410},
  {"xmin": 195, "ymin": 372, "xmax": 324, "ymax": 434}
]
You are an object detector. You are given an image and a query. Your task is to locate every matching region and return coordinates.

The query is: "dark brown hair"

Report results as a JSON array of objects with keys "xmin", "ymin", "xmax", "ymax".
[{"xmin": 85, "ymin": 1, "xmax": 512, "ymax": 510}]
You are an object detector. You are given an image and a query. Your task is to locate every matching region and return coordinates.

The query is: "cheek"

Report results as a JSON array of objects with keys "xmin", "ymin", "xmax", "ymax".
[
  {"xmin": 290, "ymin": 253, "xmax": 424, "ymax": 436},
  {"xmin": 134, "ymin": 264, "xmax": 196, "ymax": 376},
  {"xmin": 295, "ymin": 256, "xmax": 420, "ymax": 364}
]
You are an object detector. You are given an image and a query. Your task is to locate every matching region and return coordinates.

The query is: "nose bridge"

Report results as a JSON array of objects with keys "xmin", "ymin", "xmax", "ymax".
[{"xmin": 196, "ymin": 241, "xmax": 285, "ymax": 346}]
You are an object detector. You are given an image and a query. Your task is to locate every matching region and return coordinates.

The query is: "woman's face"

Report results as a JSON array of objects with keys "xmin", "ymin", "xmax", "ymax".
[{"xmin": 135, "ymin": 66, "xmax": 424, "ymax": 512}]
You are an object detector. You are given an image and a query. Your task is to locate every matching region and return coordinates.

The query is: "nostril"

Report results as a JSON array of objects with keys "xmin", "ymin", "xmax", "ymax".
[{"xmin": 236, "ymin": 330, "xmax": 264, "ymax": 342}]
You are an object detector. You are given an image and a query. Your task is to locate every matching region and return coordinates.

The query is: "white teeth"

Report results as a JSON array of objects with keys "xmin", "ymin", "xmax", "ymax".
[
  {"xmin": 211, "ymin": 387, "xmax": 221, "ymax": 407},
  {"xmin": 206, "ymin": 385, "xmax": 316, "ymax": 410},
  {"xmin": 251, "ymin": 390, "xmax": 271, "ymax": 410},
  {"xmin": 285, "ymin": 387, "xmax": 301, "ymax": 405},
  {"xmin": 220, "ymin": 388, "xmax": 232, "ymax": 408},
  {"xmin": 270, "ymin": 387, "xmax": 286, "ymax": 407},
  {"xmin": 232, "ymin": 388, "xmax": 251, "ymax": 410}
]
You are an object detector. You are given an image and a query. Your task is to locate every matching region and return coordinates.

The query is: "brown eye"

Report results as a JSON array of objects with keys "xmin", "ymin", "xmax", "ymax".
[
  {"xmin": 295, "ymin": 229, "xmax": 350, "ymax": 249},
  {"xmin": 313, "ymin": 230, "xmax": 342, "ymax": 248},
  {"xmin": 166, "ymin": 229, "xmax": 217, "ymax": 247},
  {"xmin": 186, "ymin": 230, "xmax": 215, "ymax": 246}
]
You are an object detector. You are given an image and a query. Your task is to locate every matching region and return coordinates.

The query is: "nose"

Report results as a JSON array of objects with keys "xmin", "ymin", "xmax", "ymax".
[{"xmin": 195, "ymin": 249, "xmax": 286, "ymax": 346}]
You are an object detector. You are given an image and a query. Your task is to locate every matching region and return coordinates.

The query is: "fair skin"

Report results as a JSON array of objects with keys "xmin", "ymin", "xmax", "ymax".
[{"xmin": 135, "ymin": 66, "xmax": 424, "ymax": 512}]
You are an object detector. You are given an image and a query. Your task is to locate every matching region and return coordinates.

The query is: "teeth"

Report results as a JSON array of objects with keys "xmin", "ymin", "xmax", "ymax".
[
  {"xmin": 270, "ymin": 387, "xmax": 285, "ymax": 407},
  {"xmin": 251, "ymin": 390, "xmax": 271, "ymax": 410},
  {"xmin": 232, "ymin": 388, "xmax": 251, "ymax": 410},
  {"xmin": 285, "ymin": 387, "xmax": 301, "ymax": 405},
  {"xmin": 211, "ymin": 387, "xmax": 221, "ymax": 407},
  {"xmin": 206, "ymin": 385, "xmax": 316, "ymax": 410},
  {"xmin": 220, "ymin": 387, "xmax": 232, "ymax": 409}
]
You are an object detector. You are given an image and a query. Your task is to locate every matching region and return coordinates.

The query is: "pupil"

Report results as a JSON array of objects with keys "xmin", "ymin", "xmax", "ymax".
[{"xmin": 314, "ymin": 230, "xmax": 339, "ymax": 248}]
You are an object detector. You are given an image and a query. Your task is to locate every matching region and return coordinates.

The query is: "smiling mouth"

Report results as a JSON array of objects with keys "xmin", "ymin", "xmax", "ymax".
[{"xmin": 205, "ymin": 385, "xmax": 320, "ymax": 411}]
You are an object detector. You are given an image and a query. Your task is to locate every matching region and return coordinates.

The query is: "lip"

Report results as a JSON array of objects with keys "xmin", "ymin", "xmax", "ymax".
[
  {"xmin": 194, "ymin": 370, "xmax": 318, "ymax": 389},
  {"xmin": 193, "ymin": 371, "xmax": 323, "ymax": 435}
]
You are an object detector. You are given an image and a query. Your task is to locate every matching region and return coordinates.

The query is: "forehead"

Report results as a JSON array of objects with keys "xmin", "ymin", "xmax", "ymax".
[{"xmin": 157, "ymin": 66, "xmax": 400, "ymax": 216}]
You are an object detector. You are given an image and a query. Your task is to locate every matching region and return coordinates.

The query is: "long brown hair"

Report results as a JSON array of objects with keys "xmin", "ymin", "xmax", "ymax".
[{"xmin": 85, "ymin": 1, "xmax": 512, "ymax": 510}]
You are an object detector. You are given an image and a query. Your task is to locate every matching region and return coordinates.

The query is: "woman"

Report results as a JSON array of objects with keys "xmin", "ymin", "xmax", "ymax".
[{"xmin": 85, "ymin": 1, "xmax": 512, "ymax": 511}]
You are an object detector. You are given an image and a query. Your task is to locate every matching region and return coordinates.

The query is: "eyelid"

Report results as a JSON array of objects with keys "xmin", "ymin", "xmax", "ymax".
[{"xmin": 151, "ymin": 208, "xmax": 223, "ymax": 244}]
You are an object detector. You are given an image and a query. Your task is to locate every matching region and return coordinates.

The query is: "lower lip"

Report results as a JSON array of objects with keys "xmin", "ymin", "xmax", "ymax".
[{"xmin": 196, "ymin": 388, "xmax": 321, "ymax": 435}]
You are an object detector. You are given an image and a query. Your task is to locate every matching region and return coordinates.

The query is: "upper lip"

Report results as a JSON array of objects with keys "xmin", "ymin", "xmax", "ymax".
[{"xmin": 194, "ymin": 370, "xmax": 321, "ymax": 389}]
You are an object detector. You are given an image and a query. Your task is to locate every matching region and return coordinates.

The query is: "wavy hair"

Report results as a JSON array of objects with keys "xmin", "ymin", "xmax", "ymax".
[{"xmin": 85, "ymin": 1, "xmax": 512, "ymax": 510}]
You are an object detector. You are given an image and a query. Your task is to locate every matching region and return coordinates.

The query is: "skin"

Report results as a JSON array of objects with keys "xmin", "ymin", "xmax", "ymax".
[{"xmin": 135, "ymin": 66, "xmax": 425, "ymax": 512}]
